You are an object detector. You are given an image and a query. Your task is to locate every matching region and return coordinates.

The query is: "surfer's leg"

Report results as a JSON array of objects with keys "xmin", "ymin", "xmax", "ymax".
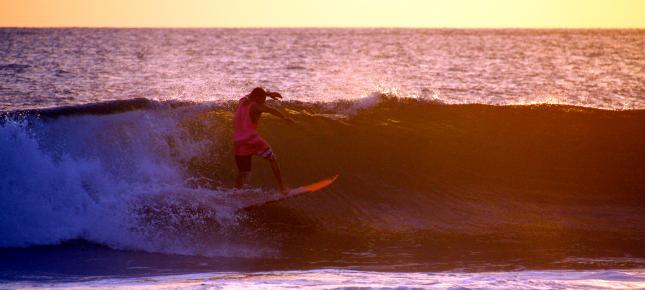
[
  {"xmin": 269, "ymin": 158, "xmax": 287, "ymax": 193},
  {"xmin": 235, "ymin": 155, "xmax": 252, "ymax": 188},
  {"xmin": 258, "ymin": 148, "xmax": 287, "ymax": 193},
  {"xmin": 235, "ymin": 172, "xmax": 249, "ymax": 188}
]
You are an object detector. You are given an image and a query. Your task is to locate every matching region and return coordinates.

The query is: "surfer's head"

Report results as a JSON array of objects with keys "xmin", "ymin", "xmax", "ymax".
[
  {"xmin": 248, "ymin": 87, "xmax": 282, "ymax": 103},
  {"xmin": 248, "ymin": 87, "xmax": 267, "ymax": 104}
]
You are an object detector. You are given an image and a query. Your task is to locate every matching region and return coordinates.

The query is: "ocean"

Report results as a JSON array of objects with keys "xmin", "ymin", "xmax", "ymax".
[{"xmin": 0, "ymin": 28, "xmax": 644, "ymax": 289}]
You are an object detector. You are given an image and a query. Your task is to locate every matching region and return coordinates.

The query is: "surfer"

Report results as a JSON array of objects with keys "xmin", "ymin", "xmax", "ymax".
[{"xmin": 233, "ymin": 87, "xmax": 294, "ymax": 193}]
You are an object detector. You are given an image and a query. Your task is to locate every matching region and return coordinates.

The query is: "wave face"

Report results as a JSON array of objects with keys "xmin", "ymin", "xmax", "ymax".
[{"xmin": 1, "ymin": 96, "xmax": 644, "ymax": 265}]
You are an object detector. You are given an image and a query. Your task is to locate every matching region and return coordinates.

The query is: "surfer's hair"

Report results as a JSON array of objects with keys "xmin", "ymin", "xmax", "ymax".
[{"xmin": 249, "ymin": 87, "xmax": 267, "ymax": 104}]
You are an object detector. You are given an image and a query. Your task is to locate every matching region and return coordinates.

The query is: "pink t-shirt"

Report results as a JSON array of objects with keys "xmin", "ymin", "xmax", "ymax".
[{"xmin": 233, "ymin": 97, "xmax": 270, "ymax": 156}]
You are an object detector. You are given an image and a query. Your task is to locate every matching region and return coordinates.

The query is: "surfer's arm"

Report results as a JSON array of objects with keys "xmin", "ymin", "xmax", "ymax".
[{"xmin": 254, "ymin": 103, "xmax": 295, "ymax": 123}]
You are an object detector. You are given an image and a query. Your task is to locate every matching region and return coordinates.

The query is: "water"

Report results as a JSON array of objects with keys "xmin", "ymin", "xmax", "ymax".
[
  {"xmin": 4, "ymin": 269, "xmax": 644, "ymax": 289},
  {"xmin": 1, "ymin": 29, "xmax": 643, "ymax": 110},
  {"xmin": 1, "ymin": 28, "xmax": 644, "ymax": 289}
]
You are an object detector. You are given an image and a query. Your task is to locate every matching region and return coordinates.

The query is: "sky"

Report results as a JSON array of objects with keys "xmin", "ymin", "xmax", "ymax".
[{"xmin": 1, "ymin": 0, "xmax": 644, "ymax": 28}]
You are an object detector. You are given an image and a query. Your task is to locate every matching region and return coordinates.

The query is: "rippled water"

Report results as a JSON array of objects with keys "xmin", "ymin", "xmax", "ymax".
[{"xmin": 1, "ymin": 28, "xmax": 643, "ymax": 110}]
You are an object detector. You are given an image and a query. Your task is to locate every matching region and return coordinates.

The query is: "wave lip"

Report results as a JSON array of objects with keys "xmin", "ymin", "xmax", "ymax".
[{"xmin": 1, "ymin": 98, "xmax": 156, "ymax": 119}]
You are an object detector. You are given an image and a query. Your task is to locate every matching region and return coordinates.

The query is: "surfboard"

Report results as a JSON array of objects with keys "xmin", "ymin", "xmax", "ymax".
[
  {"xmin": 287, "ymin": 174, "xmax": 339, "ymax": 195},
  {"xmin": 241, "ymin": 174, "xmax": 339, "ymax": 209}
]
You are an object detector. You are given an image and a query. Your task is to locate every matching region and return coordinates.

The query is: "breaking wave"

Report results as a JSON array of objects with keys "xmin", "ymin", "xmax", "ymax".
[{"xmin": 1, "ymin": 94, "xmax": 644, "ymax": 261}]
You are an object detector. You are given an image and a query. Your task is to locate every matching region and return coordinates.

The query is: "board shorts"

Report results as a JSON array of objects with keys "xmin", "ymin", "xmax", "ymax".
[{"xmin": 235, "ymin": 147, "xmax": 277, "ymax": 173}]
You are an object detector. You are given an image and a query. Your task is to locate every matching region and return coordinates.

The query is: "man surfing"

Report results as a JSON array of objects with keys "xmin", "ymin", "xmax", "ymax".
[{"xmin": 233, "ymin": 87, "xmax": 294, "ymax": 193}]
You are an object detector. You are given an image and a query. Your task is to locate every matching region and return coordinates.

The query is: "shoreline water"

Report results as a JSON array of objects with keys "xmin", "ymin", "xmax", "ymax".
[{"xmin": 3, "ymin": 269, "xmax": 644, "ymax": 289}]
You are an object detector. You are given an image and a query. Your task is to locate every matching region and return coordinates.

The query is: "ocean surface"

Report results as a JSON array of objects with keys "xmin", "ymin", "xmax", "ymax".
[{"xmin": 1, "ymin": 28, "xmax": 644, "ymax": 289}]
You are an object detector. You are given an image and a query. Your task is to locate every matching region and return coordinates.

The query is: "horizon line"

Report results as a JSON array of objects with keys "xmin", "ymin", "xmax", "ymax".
[{"xmin": 2, "ymin": 26, "xmax": 644, "ymax": 30}]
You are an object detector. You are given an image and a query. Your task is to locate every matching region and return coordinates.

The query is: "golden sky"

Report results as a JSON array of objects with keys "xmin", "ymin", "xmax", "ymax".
[{"xmin": 1, "ymin": 0, "xmax": 644, "ymax": 28}]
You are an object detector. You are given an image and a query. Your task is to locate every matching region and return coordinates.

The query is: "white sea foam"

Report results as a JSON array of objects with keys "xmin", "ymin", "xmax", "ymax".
[
  {"xmin": 4, "ymin": 269, "xmax": 643, "ymax": 289},
  {"xmin": 0, "ymin": 109, "xmax": 268, "ymax": 257}
]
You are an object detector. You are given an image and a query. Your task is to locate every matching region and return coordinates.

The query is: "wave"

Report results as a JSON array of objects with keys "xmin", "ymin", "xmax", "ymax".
[{"xmin": 1, "ymin": 94, "xmax": 644, "ymax": 260}]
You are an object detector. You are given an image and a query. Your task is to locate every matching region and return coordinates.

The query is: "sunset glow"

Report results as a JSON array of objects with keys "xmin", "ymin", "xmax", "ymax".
[{"xmin": 1, "ymin": 0, "xmax": 644, "ymax": 28}]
